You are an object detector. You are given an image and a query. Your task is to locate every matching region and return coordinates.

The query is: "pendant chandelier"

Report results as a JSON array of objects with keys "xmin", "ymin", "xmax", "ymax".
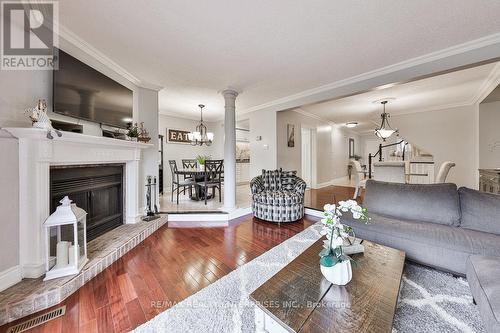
[
  {"xmin": 374, "ymin": 100, "xmax": 398, "ymax": 141},
  {"xmin": 188, "ymin": 104, "xmax": 213, "ymax": 146}
]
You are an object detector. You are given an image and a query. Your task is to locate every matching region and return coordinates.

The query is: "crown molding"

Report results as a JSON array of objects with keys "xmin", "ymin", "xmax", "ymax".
[
  {"xmin": 471, "ymin": 62, "xmax": 500, "ymax": 104},
  {"xmin": 289, "ymin": 108, "xmax": 362, "ymax": 136},
  {"xmin": 159, "ymin": 110, "xmax": 221, "ymax": 123},
  {"xmin": 57, "ymin": 24, "xmax": 163, "ymax": 91},
  {"xmin": 239, "ymin": 32, "xmax": 500, "ymax": 115}
]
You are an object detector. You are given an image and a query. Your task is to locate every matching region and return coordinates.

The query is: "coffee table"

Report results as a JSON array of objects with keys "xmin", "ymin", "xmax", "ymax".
[{"xmin": 249, "ymin": 238, "xmax": 405, "ymax": 333}]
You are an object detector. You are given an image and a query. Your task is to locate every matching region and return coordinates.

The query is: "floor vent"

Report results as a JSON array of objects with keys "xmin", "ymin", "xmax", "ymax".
[{"xmin": 7, "ymin": 306, "xmax": 66, "ymax": 333}]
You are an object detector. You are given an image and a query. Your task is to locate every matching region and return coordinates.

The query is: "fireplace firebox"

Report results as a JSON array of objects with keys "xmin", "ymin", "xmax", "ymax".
[{"xmin": 50, "ymin": 164, "xmax": 124, "ymax": 241}]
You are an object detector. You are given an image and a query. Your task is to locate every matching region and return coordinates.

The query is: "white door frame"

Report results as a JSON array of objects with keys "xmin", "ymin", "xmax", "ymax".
[{"xmin": 301, "ymin": 127, "xmax": 317, "ymax": 188}]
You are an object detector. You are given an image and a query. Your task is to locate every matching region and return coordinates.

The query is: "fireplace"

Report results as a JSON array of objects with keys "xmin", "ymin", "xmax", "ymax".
[{"xmin": 50, "ymin": 164, "xmax": 124, "ymax": 241}]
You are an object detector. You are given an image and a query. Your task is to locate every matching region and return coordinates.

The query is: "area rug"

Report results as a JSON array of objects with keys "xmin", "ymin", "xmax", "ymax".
[{"xmin": 133, "ymin": 223, "xmax": 485, "ymax": 333}]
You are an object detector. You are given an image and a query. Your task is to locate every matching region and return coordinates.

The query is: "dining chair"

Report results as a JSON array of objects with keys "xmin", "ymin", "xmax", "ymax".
[
  {"xmin": 435, "ymin": 161, "xmax": 455, "ymax": 183},
  {"xmin": 350, "ymin": 160, "xmax": 367, "ymax": 199},
  {"xmin": 199, "ymin": 159, "xmax": 224, "ymax": 205},
  {"xmin": 168, "ymin": 160, "xmax": 195, "ymax": 204},
  {"xmin": 181, "ymin": 159, "xmax": 198, "ymax": 181}
]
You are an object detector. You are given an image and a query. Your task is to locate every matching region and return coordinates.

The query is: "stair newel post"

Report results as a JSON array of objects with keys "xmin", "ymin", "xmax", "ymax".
[
  {"xmin": 368, "ymin": 154, "xmax": 372, "ymax": 179},
  {"xmin": 378, "ymin": 144, "xmax": 383, "ymax": 162}
]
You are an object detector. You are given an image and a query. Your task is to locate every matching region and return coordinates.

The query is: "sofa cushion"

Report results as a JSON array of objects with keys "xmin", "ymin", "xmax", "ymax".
[
  {"xmin": 343, "ymin": 212, "xmax": 500, "ymax": 274},
  {"xmin": 466, "ymin": 255, "xmax": 500, "ymax": 333},
  {"xmin": 364, "ymin": 180, "xmax": 461, "ymax": 226},
  {"xmin": 280, "ymin": 170, "xmax": 297, "ymax": 191},
  {"xmin": 459, "ymin": 187, "xmax": 500, "ymax": 235},
  {"xmin": 261, "ymin": 169, "xmax": 282, "ymax": 191}
]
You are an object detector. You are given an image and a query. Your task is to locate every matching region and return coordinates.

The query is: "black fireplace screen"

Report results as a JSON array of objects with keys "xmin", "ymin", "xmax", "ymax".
[{"xmin": 50, "ymin": 164, "xmax": 124, "ymax": 241}]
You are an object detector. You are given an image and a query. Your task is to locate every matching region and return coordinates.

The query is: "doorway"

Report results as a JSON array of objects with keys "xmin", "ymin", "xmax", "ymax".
[{"xmin": 301, "ymin": 128, "xmax": 314, "ymax": 188}]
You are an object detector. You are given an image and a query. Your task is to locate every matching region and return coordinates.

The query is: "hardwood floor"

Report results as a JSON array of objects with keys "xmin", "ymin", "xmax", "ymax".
[
  {"xmin": 1, "ymin": 215, "xmax": 316, "ymax": 333},
  {"xmin": 304, "ymin": 185, "xmax": 364, "ymax": 210},
  {"xmin": 0, "ymin": 185, "xmax": 360, "ymax": 333}
]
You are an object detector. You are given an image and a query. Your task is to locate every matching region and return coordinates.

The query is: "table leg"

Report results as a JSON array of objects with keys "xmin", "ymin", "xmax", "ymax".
[{"xmin": 255, "ymin": 307, "xmax": 267, "ymax": 333}]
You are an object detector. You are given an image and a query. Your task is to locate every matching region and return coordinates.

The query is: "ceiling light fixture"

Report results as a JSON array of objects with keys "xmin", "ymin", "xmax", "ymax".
[
  {"xmin": 188, "ymin": 104, "xmax": 213, "ymax": 146},
  {"xmin": 346, "ymin": 122, "xmax": 358, "ymax": 128},
  {"xmin": 374, "ymin": 100, "xmax": 398, "ymax": 141}
]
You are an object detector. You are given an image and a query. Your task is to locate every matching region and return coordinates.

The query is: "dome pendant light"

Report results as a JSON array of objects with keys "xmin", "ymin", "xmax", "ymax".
[{"xmin": 374, "ymin": 100, "xmax": 398, "ymax": 141}]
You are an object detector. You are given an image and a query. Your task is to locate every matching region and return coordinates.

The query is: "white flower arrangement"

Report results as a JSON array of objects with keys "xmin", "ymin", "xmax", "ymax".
[{"xmin": 319, "ymin": 200, "xmax": 369, "ymax": 267}]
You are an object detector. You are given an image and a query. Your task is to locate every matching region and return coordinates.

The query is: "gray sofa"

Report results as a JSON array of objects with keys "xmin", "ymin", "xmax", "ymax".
[{"xmin": 343, "ymin": 180, "xmax": 500, "ymax": 332}]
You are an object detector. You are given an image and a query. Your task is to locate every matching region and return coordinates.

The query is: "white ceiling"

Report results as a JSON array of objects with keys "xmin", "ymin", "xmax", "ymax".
[
  {"xmin": 58, "ymin": 1, "xmax": 500, "ymax": 121},
  {"xmin": 300, "ymin": 62, "xmax": 499, "ymax": 133}
]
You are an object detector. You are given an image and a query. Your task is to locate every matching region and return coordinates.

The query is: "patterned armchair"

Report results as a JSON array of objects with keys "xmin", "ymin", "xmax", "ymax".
[{"xmin": 250, "ymin": 169, "xmax": 307, "ymax": 223}]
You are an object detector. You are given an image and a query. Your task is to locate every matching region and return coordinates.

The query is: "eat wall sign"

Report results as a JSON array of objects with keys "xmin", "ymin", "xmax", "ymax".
[{"xmin": 167, "ymin": 128, "xmax": 191, "ymax": 144}]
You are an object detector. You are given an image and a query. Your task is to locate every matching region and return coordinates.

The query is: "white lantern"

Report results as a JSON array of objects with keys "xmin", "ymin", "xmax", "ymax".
[{"xmin": 43, "ymin": 196, "xmax": 88, "ymax": 281}]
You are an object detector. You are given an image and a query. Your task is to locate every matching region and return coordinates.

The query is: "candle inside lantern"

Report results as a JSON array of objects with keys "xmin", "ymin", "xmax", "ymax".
[
  {"xmin": 68, "ymin": 244, "xmax": 80, "ymax": 266},
  {"xmin": 56, "ymin": 241, "xmax": 70, "ymax": 267}
]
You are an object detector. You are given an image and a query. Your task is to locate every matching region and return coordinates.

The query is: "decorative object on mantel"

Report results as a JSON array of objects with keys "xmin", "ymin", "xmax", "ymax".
[
  {"xmin": 188, "ymin": 104, "xmax": 214, "ymax": 146},
  {"xmin": 24, "ymin": 99, "xmax": 62, "ymax": 139},
  {"xmin": 319, "ymin": 200, "xmax": 369, "ymax": 285},
  {"xmin": 374, "ymin": 100, "xmax": 399, "ymax": 141},
  {"xmin": 196, "ymin": 155, "xmax": 210, "ymax": 171},
  {"xmin": 143, "ymin": 176, "xmax": 160, "ymax": 221},
  {"xmin": 43, "ymin": 196, "xmax": 88, "ymax": 281},
  {"xmin": 138, "ymin": 122, "xmax": 152, "ymax": 143},
  {"xmin": 127, "ymin": 122, "xmax": 139, "ymax": 141}
]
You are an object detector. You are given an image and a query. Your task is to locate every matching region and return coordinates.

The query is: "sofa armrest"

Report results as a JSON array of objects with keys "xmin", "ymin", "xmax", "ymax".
[
  {"xmin": 250, "ymin": 176, "xmax": 265, "ymax": 194},
  {"xmin": 293, "ymin": 177, "xmax": 307, "ymax": 197}
]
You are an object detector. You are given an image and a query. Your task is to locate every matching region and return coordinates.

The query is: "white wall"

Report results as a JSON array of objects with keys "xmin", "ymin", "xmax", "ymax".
[
  {"xmin": 391, "ymin": 105, "xmax": 477, "ymax": 188},
  {"xmin": 248, "ymin": 109, "xmax": 278, "ymax": 178},
  {"xmin": 277, "ymin": 109, "xmax": 359, "ymax": 187},
  {"xmin": 479, "ymin": 101, "xmax": 500, "ymax": 169},
  {"xmin": 159, "ymin": 114, "xmax": 224, "ymax": 192}
]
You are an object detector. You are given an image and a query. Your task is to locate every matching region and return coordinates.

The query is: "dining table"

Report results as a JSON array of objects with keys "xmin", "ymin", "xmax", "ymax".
[{"xmin": 175, "ymin": 169, "xmax": 214, "ymax": 201}]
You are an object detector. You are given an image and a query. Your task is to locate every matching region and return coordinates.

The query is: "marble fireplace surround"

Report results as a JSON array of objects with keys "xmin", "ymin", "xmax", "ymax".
[{"xmin": 1, "ymin": 127, "xmax": 152, "ymax": 280}]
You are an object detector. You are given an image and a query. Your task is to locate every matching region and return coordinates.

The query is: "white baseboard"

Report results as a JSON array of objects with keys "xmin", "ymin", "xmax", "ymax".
[
  {"xmin": 313, "ymin": 176, "xmax": 347, "ymax": 189},
  {"xmin": 305, "ymin": 208, "xmax": 323, "ymax": 218},
  {"xmin": 0, "ymin": 265, "xmax": 22, "ymax": 292},
  {"xmin": 21, "ymin": 263, "xmax": 46, "ymax": 279}
]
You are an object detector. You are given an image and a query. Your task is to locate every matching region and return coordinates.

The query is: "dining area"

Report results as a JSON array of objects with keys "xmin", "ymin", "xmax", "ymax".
[{"xmin": 168, "ymin": 157, "xmax": 225, "ymax": 205}]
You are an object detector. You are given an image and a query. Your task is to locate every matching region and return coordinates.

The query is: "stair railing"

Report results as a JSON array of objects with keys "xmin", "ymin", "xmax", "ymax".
[{"xmin": 368, "ymin": 140, "xmax": 406, "ymax": 179}]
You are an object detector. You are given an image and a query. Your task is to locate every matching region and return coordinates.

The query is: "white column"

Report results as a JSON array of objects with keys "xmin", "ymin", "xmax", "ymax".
[{"xmin": 222, "ymin": 89, "xmax": 238, "ymax": 210}]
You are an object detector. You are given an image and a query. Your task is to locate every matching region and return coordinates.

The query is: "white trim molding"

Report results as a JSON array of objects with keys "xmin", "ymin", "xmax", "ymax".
[
  {"xmin": 57, "ymin": 25, "xmax": 163, "ymax": 91},
  {"xmin": 0, "ymin": 266, "xmax": 22, "ymax": 292},
  {"xmin": 472, "ymin": 62, "xmax": 500, "ymax": 104},
  {"xmin": 239, "ymin": 32, "xmax": 500, "ymax": 116},
  {"xmin": 313, "ymin": 176, "xmax": 349, "ymax": 189}
]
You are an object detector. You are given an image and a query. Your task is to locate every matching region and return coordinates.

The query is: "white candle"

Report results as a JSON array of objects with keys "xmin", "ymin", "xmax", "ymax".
[
  {"xmin": 56, "ymin": 241, "xmax": 69, "ymax": 267},
  {"xmin": 68, "ymin": 244, "xmax": 80, "ymax": 266}
]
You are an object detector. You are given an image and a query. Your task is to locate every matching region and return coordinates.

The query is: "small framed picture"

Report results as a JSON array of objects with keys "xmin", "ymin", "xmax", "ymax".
[
  {"xmin": 349, "ymin": 138, "xmax": 355, "ymax": 158},
  {"xmin": 287, "ymin": 124, "xmax": 295, "ymax": 147}
]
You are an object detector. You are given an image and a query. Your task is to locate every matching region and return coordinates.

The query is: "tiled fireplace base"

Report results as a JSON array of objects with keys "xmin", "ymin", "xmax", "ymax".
[{"xmin": 0, "ymin": 216, "xmax": 167, "ymax": 326}]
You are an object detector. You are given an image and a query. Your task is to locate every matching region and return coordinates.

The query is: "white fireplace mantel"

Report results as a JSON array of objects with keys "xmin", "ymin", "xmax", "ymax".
[{"xmin": 1, "ymin": 127, "xmax": 152, "ymax": 279}]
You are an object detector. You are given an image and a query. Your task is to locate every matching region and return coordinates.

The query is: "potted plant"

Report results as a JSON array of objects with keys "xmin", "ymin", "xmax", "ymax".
[
  {"xmin": 127, "ymin": 123, "xmax": 139, "ymax": 141},
  {"xmin": 319, "ymin": 200, "xmax": 368, "ymax": 285},
  {"xmin": 196, "ymin": 155, "xmax": 210, "ymax": 171}
]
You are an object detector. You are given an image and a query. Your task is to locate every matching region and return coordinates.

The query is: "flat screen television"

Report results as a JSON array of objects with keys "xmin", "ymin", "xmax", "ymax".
[{"xmin": 53, "ymin": 49, "xmax": 133, "ymax": 129}]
